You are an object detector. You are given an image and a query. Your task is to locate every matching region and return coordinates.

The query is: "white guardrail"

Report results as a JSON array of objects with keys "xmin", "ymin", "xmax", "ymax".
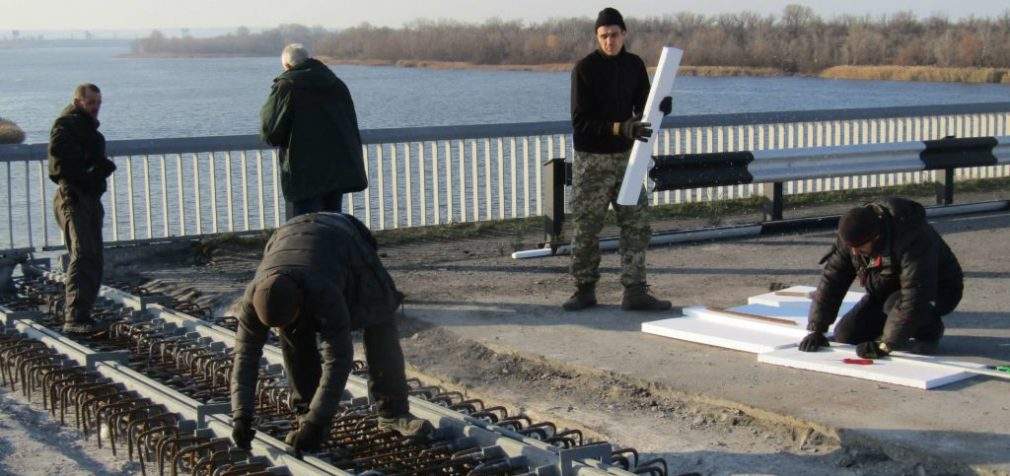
[{"xmin": 1, "ymin": 103, "xmax": 1009, "ymax": 252}]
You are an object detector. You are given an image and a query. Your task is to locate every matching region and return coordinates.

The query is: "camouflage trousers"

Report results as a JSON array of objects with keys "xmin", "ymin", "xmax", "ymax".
[{"xmin": 570, "ymin": 150, "xmax": 651, "ymax": 288}]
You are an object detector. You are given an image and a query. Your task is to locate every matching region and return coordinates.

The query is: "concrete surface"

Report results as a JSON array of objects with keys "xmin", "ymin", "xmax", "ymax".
[
  {"xmin": 91, "ymin": 204, "xmax": 1010, "ymax": 475},
  {"xmin": 386, "ymin": 210, "xmax": 1010, "ymax": 474}
]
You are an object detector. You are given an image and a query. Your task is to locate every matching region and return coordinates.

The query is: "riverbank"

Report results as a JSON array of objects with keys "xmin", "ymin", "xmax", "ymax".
[
  {"xmin": 117, "ymin": 52, "xmax": 1010, "ymax": 85},
  {"xmin": 821, "ymin": 65, "xmax": 1010, "ymax": 84}
]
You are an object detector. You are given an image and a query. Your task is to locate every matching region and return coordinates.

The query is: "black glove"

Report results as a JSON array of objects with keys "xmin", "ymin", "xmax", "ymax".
[
  {"xmin": 96, "ymin": 157, "xmax": 117, "ymax": 178},
  {"xmin": 798, "ymin": 332, "xmax": 829, "ymax": 352},
  {"xmin": 856, "ymin": 341, "xmax": 890, "ymax": 359},
  {"xmin": 231, "ymin": 416, "xmax": 255, "ymax": 450},
  {"xmin": 618, "ymin": 115, "xmax": 652, "ymax": 142},
  {"xmin": 658, "ymin": 96, "xmax": 673, "ymax": 116},
  {"xmin": 285, "ymin": 420, "xmax": 326, "ymax": 453}
]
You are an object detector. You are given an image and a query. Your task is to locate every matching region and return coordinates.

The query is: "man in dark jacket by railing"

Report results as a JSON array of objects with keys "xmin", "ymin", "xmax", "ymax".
[
  {"xmin": 798, "ymin": 197, "xmax": 964, "ymax": 358},
  {"xmin": 229, "ymin": 212, "xmax": 432, "ymax": 454},
  {"xmin": 48, "ymin": 83, "xmax": 116, "ymax": 334},
  {"xmin": 261, "ymin": 43, "xmax": 367, "ymax": 219}
]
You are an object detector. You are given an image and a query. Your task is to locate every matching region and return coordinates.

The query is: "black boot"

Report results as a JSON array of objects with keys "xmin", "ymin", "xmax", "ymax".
[
  {"xmin": 62, "ymin": 316, "xmax": 104, "ymax": 334},
  {"xmin": 563, "ymin": 283, "xmax": 597, "ymax": 311},
  {"xmin": 622, "ymin": 284, "xmax": 672, "ymax": 311},
  {"xmin": 378, "ymin": 413, "xmax": 435, "ymax": 442}
]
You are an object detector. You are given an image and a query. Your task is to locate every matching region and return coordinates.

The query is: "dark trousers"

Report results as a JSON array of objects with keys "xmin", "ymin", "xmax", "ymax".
[
  {"xmin": 53, "ymin": 186, "xmax": 104, "ymax": 324},
  {"xmin": 284, "ymin": 320, "xmax": 409, "ymax": 419},
  {"xmin": 833, "ymin": 290, "xmax": 959, "ymax": 346},
  {"xmin": 286, "ymin": 190, "xmax": 344, "ymax": 220}
]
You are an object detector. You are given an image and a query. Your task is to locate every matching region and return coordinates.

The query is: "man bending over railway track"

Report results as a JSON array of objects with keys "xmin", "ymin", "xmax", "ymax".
[{"xmin": 229, "ymin": 212, "xmax": 432, "ymax": 453}]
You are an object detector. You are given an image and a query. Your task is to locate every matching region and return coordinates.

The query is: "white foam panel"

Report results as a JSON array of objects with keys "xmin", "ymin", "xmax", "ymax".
[
  {"xmin": 641, "ymin": 317, "xmax": 799, "ymax": 354},
  {"xmin": 758, "ymin": 346, "xmax": 975, "ymax": 389}
]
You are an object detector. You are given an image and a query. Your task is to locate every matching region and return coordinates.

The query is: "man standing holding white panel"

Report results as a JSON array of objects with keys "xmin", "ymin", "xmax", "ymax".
[{"xmin": 564, "ymin": 7, "xmax": 671, "ymax": 312}]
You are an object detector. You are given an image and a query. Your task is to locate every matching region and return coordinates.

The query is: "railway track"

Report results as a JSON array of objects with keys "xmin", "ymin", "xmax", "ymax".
[{"xmin": 0, "ymin": 266, "xmax": 671, "ymax": 476}]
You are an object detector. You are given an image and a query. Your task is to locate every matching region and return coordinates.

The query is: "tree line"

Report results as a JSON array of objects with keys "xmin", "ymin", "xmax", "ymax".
[{"xmin": 131, "ymin": 6, "xmax": 1010, "ymax": 72}]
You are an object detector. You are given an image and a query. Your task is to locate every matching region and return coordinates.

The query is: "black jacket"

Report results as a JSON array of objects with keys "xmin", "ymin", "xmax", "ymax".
[
  {"xmin": 808, "ymin": 197, "xmax": 964, "ymax": 345},
  {"xmin": 47, "ymin": 105, "xmax": 116, "ymax": 197},
  {"xmin": 261, "ymin": 58, "xmax": 367, "ymax": 202},
  {"xmin": 230, "ymin": 212, "xmax": 402, "ymax": 426},
  {"xmin": 570, "ymin": 48, "xmax": 650, "ymax": 154}
]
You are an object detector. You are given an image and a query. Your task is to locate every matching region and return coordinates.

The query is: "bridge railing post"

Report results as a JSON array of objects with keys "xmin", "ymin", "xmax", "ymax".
[
  {"xmin": 935, "ymin": 168, "xmax": 955, "ymax": 206},
  {"xmin": 542, "ymin": 157, "xmax": 568, "ymax": 249},
  {"xmin": 761, "ymin": 182, "xmax": 784, "ymax": 221}
]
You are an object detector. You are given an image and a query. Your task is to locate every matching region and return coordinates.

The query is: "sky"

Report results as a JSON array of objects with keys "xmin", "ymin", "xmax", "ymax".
[{"xmin": 1, "ymin": 0, "xmax": 1008, "ymax": 33}]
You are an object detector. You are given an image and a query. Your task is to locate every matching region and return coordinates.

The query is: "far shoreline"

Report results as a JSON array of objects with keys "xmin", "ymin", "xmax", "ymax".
[{"xmin": 117, "ymin": 52, "xmax": 1010, "ymax": 85}]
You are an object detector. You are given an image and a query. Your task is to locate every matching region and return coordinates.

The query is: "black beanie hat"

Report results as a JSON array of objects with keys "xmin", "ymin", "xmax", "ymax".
[
  {"xmin": 838, "ymin": 206, "xmax": 881, "ymax": 247},
  {"xmin": 253, "ymin": 273, "xmax": 303, "ymax": 327},
  {"xmin": 596, "ymin": 7, "xmax": 626, "ymax": 31}
]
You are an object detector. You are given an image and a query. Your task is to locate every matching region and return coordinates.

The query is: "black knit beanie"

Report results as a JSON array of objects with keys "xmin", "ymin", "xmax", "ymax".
[
  {"xmin": 595, "ymin": 7, "xmax": 626, "ymax": 31},
  {"xmin": 838, "ymin": 206, "xmax": 881, "ymax": 247}
]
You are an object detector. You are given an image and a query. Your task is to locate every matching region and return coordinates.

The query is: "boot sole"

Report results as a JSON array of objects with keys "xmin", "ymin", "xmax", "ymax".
[
  {"xmin": 621, "ymin": 303, "xmax": 673, "ymax": 311},
  {"xmin": 562, "ymin": 300, "xmax": 597, "ymax": 311}
]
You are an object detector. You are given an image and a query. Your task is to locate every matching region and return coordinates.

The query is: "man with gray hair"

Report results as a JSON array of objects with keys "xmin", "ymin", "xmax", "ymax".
[
  {"xmin": 261, "ymin": 43, "xmax": 367, "ymax": 218},
  {"xmin": 48, "ymin": 83, "xmax": 116, "ymax": 333}
]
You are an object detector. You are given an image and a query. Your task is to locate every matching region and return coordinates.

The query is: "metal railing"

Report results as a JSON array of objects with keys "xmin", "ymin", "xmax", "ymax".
[{"xmin": 2, "ymin": 102, "xmax": 1010, "ymax": 252}]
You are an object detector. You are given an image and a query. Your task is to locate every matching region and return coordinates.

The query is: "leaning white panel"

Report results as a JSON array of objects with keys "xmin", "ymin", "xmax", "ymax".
[
  {"xmin": 641, "ymin": 316, "xmax": 799, "ymax": 354},
  {"xmin": 726, "ymin": 303, "xmax": 846, "ymax": 334},
  {"xmin": 617, "ymin": 47, "xmax": 683, "ymax": 206},
  {"xmin": 683, "ymin": 306, "xmax": 810, "ymax": 338},
  {"xmin": 758, "ymin": 346, "xmax": 975, "ymax": 389},
  {"xmin": 746, "ymin": 285, "xmax": 864, "ymax": 307}
]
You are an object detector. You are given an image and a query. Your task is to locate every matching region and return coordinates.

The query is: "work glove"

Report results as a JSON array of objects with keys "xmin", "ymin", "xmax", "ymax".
[
  {"xmin": 617, "ymin": 115, "xmax": 653, "ymax": 142},
  {"xmin": 798, "ymin": 331, "xmax": 829, "ymax": 352},
  {"xmin": 856, "ymin": 341, "xmax": 891, "ymax": 359},
  {"xmin": 658, "ymin": 96, "xmax": 673, "ymax": 116},
  {"xmin": 95, "ymin": 157, "xmax": 117, "ymax": 178},
  {"xmin": 285, "ymin": 419, "xmax": 326, "ymax": 453},
  {"xmin": 231, "ymin": 416, "xmax": 256, "ymax": 450}
]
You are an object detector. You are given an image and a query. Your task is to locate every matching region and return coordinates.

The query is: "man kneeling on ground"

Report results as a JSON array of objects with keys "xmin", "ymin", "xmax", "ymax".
[
  {"xmin": 798, "ymin": 197, "xmax": 963, "ymax": 359},
  {"xmin": 230, "ymin": 212, "xmax": 432, "ymax": 453}
]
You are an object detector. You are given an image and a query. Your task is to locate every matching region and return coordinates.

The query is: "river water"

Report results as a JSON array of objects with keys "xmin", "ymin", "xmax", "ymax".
[{"xmin": 2, "ymin": 45, "xmax": 1010, "ymax": 143}]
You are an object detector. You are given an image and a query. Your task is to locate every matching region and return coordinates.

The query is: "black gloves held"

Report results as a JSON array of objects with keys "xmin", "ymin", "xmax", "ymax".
[
  {"xmin": 798, "ymin": 331, "xmax": 830, "ymax": 352},
  {"xmin": 232, "ymin": 416, "xmax": 255, "ymax": 450},
  {"xmin": 856, "ymin": 341, "xmax": 890, "ymax": 359},
  {"xmin": 659, "ymin": 96, "xmax": 673, "ymax": 116},
  {"xmin": 96, "ymin": 157, "xmax": 117, "ymax": 178},
  {"xmin": 285, "ymin": 419, "xmax": 326, "ymax": 453},
  {"xmin": 618, "ymin": 115, "xmax": 653, "ymax": 142}
]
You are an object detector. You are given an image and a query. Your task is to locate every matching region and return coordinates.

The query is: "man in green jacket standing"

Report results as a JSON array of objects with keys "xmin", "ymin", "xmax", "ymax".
[
  {"xmin": 48, "ymin": 83, "xmax": 116, "ymax": 333},
  {"xmin": 261, "ymin": 43, "xmax": 367, "ymax": 219}
]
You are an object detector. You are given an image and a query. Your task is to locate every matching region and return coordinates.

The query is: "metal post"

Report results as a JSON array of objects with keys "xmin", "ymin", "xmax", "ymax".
[
  {"xmin": 762, "ymin": 182, "xmax": 784, "ymax": 221},
  {"xmin": 542, "ymin": 157, "xmax": 567, "ymax": 249},
  {"xmin": 935, "ymin": 168, "xmax": 955, "ymax": 206}
]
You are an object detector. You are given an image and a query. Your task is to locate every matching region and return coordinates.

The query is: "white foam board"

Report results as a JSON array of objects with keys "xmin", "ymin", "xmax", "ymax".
[
  {"xmin": 617, "ymin": 47, "xmax": 683, "ymax": 206},
  {"xmin": 682, "ymin": 306, "xmax": 810, "ymax": 338},
  {"xmin": 758, "ymin": 346, "xmax": 976, "ymax": 389},
  {"xmin": 726, "ymin": 303, "xmax": 841, "ymax": 334},
  {"xmin": 642, "ymin": 316, "xmax": 799, "ymax": 354},
  {"xmin": 747, "ymin": 286, "xmax": 863, "ymax": 308}
]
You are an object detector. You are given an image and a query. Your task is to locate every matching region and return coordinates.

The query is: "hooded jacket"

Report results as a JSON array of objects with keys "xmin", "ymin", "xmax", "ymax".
[
  {"xmin": 261, "ymin": 58, "xmax": 367, "ymax": 202},
  {"xmin": 230, "ymin": 212, "xmax": 402, "ymax": 426},
  {"xmin": 47, "ymin": 104, "xmax": 116, "ymax": 197},
  {"xmin": 808, "ymin": 197, "xmax": 964, "ymax": 345}
]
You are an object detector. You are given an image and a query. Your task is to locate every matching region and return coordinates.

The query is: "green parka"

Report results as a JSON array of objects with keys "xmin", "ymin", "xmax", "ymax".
[{"xmin": 260, "ymin": 58, "xmax": 367, "ymax": 202}]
